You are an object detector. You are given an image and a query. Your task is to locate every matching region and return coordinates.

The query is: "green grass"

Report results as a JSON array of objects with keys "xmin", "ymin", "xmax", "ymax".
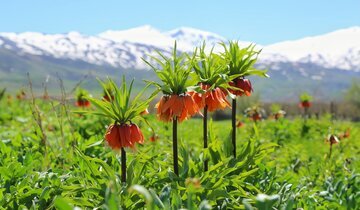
[{"xmin": 0, "ymin": 98, "xmax": 359, "ymax": 209}]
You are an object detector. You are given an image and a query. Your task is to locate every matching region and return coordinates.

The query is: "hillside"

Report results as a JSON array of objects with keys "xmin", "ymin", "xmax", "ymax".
[{"xmin": 0, "ymin": 26, "xmax": 359, "ymax": 101}]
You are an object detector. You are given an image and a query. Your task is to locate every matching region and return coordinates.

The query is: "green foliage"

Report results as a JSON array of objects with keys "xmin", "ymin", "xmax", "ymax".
[
  {"xmin": 0, "ymin": 96, "xmax": 359, "ymax": 209},
  {"xmin": 270, "ymin": 103, "xmax": 281, "ymax": 113},
  {"xmin": 190, "ymin": 42, "xmax": 233, "ymax": 89},
  {"xmin": 346, "ymin": 79, "xmax": 360, "ymax": 109},
  {"xmin": 300, "ymin": 92, "xmax": 313, "ymax": 102},
  {"xmin": 102, "ymin": 80, "xmax": 114, "ymax": 96},
  {"xmin": 0, "ymin": 88, "xmax": 5, "ymax": 101},
  {"xmin": 75, "ymin": 87, "xmax": 89, "ymax": 101},
  {"xmin": 85, "ymin": 76, "xmax": 158, "ymax": 123},
  {"xmin": 143, "ymin": 42, "xmax": 195, "ymax": 95},
  {"xmin": 220, "ymin": 41, "xmax": 268, "ymax": 77}
]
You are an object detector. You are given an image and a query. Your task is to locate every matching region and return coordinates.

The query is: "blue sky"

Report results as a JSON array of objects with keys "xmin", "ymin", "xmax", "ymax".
[{"xmin": 1, "ymin": 0, "xmax": 359, "ymax": 45}]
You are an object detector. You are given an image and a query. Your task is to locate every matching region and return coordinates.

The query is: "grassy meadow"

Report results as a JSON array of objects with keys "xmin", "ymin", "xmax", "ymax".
[{"xmin": 0, "ymin": 96, "xmax": 359, "ymax": 209}]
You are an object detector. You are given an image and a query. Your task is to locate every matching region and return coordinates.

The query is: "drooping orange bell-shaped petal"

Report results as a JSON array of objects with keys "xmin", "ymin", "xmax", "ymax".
[
  {"xmin": 118, "ymin": 124, "xmax": 128, "ymax": 148},
  {"xmin": 162, "ymin": 95, "xmax": 177, "ymax": 114},
  {"xmin": 229, "ymin": 78, "xmax": 253, "ymax": 96},
  {"xmin": 155, "ymin": 94, "xmax": 200, "ymax": 122},
  {"xmin": 299, "ymin": 101, "xmax": 311, "ymax": 108},
  {"xmin": 155, "ymin": 96, "xmax": 166, "ymax": 114},
  {"xmin": 123, "ymin": 124, "xmax": 134, "ymax": 148},
  {"xmin": 184, "ymin": 95, "xmax": 199, "ymax": 116},
  {"xmin": 191, "ymin": 92, "xmax": 205, "ymax": 109},
  {"xmin": 105, "ymin": 124, "xmax": 121, "ymax": 150},
  {"xmin": 172, "ymin": 96, "xmax": 184, "ymax": 117},
  {"xmin": 179, "ymin": 105, "xmax": 188, "ymax": 122},
  {"xmin": 129, "ymin": 123, "xmax": 144, "ymax": 144},
  {"xmin": 205, "ymin": 87, "xmax": 231, "ymax": 112},
  {"xmin": 76, "ymin": 99, "xmax": 91, "ymax": 107},
  {"xmin": 190, "ymin": 83, "xmax": 230, "ymax": 112},
  {"xmin": 104, "ymin": 123, "xmax": 145, "ymax": 150}
]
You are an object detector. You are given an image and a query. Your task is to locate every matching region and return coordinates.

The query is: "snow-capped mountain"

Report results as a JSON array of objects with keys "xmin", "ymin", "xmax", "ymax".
[
  {"xmin": 0, "ymin": 25, "xmax": 359, "ymax": 72},
  {"xmin": 0, "ymin": 25, "xmax": 227, "ymax": 69},
  {"xmin": 165, "ymin": 27, "xmax": 226, "ymax": 49},
  {"xmin": 0, "ymin": 29, "xmax": 169, "ymax": 69},
  {"xmin": 99, "ymin": 25, "xmax": 176, "ymax": 50},
  {"xmin": 1, "ymin": 25, "xmax": 359, "ymax": 101},
  {"xmin": 261, "ymin": 26, "xmax": 360, "ymax": 71}
]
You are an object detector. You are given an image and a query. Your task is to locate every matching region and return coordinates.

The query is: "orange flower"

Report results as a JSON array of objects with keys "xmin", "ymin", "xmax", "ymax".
[
  {"xmin": 149, "ymin": 133, "xmax": 159, "ymax": 142},
  {"xmin": 16, "ymin": 91, "xmax": 26, "ymax": 100},
  {"xmin": 190, "ymin": 83, "xmax": 230, "ymax": 112},
  {"xmin": 273, "ymin": 110, "xmax": 286, "ymax": 120},
  {"xmin": 299, "ymin": 101, "xmax": 311, "ymax": 108},
  {"xmin": 76, "ymin": 99, "xmax": 91, "ymax": 107},
  {"xmin": 229, "ymin": 78, "xmax": 253, "ymax": 96},
  {"xmin": 105, "ymin": 123, "xmax": 144, "ymax": 150},
  {"xmin": 339, "ymin": 128, "xmax": 350, "ymax": 140},
  {"xmin": 140, "ymin": 108, "xmax": 149, "ymax": 115},
  {"xmin": 251, "ymin": 112, "xmax": 262, "ymax": 121},
  {"xmin": 155, "ymin": 94, "xmax": 200, "ymax": 122},
  {"xmin": 327, "ymin": 134, "xmax": 339, "ymax": 145},
  {"xmin": 236, "ymin": 121, "xmax": 244, "ymax": 128}
]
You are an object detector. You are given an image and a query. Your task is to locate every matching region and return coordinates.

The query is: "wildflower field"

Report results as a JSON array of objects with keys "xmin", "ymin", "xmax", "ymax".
[
  {"xmin": 0, "ymin": 42, "xmax": 359, "ymax": 210},
  {"xmin": 0, "ymin": 95, "xmax": 359, "ymax": 209}
]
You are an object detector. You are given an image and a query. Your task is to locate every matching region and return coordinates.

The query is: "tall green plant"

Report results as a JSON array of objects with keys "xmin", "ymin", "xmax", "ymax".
[
  {"xmin": 221, "ymin": 41, "xmax": 268, "ymax": 157},
  {"xmin": 84, "ymin": 76, "xmax": 157, "ymax": 182},
  {"xmin": 143, "ymin": 42, "xmax": 200, "ymax": 176},
  {"xmin": 190, "ymin": 42, "xmax": 235, "ymax": 171}
]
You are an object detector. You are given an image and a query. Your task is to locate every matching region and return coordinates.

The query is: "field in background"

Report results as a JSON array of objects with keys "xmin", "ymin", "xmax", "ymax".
[{"xmin": 0, "ymin": 97, "xmax": 359, "ymax": 209}]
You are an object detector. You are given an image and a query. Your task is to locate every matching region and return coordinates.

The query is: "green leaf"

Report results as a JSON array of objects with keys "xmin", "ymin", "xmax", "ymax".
[
  {"xmin": 129, "ymin": 185, "xmax": 154, "ymax": 210},
  {"xmin": 53, "ymin": 196, "xmax": 74, "ymax": 210}
]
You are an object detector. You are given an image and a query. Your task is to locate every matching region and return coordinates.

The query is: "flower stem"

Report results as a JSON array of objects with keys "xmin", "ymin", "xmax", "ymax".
[
  {"xmin": 173, "ymin": 117, "xmax": 179, "ymax": 176},
  {"xmin": 304, "ymin": 107, "xmax": 309, "ymax": 121},
  {"xmin": 232, "ymin": 98, "xmax": 237, "ymax": 158},
  {"xmin": 121, "ymin": 148, "xmax": 126, "ymax": 183},
  {"xmin": 203, "ymin": 105, "xmax": 208, "ymax": 172},
  {"xmin": 329, "ymin": 144, "xmax": 333, "ymax": 159}
]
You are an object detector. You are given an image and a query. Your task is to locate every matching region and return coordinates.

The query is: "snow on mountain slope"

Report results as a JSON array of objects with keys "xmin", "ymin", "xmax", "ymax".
[
  {"xmin": 262, "ymin": 27, "xmax": 360, "ymax": 70},
  {"xmin": 0, "ymin": 26, "xmax": 230, "ymax": 69},
  {"xmin": 99, "ymin": 25, "xmax": 176, "ymax": 49},
  {"xmin": 0, "ymin": 26, "xmax": 359, "ymax": 71},
  {"xmin": 165, "ymin": 27, "xmax": 225, "ymax": 49},
  {"xmin": 166, "ymin": 27, "xmax": 260, "ymax": 52},
  {"xmin": 99, "ymin": 25, "xmax": 221, "ymax": 51},
  {"xmin": 0, "ymin": 31, "xmax": 169, "ymax": 69}
]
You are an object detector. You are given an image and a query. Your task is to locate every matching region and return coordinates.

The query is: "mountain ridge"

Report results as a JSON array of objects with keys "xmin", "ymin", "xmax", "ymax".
[
  {"xmin": 0, "ymin": 25, "xmax": 359, "ymax": 101},
  {"xmin": 1, "ymin": 25, "xmax": 359, "ymax": 71}
]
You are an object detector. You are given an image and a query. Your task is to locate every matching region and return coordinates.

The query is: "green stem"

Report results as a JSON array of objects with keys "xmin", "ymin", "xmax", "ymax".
[
  {"xmin": 232, "ymin": 98, "xmax": 237, "ymax": 158},
  {"xmin": 203, "ymin": 105, "xmax": 208, "ymax": 172},
  {"xmin": 329, "ymin": 144, "xmax": 333, "ymax": 159},
  {"xmin": 173, "ymin": 117, "xmax": 179, "ymax": 176},
  {"xmin": 121, "ymin": 148, "xmax": 126, "ymax": 183},
  {"xmin": 304, "ymin": 107, "xmax": 309, "ymax": 121},
  {"xmin": 187, "ymin": 192, "xmax": 193, "ymax": 209}
]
